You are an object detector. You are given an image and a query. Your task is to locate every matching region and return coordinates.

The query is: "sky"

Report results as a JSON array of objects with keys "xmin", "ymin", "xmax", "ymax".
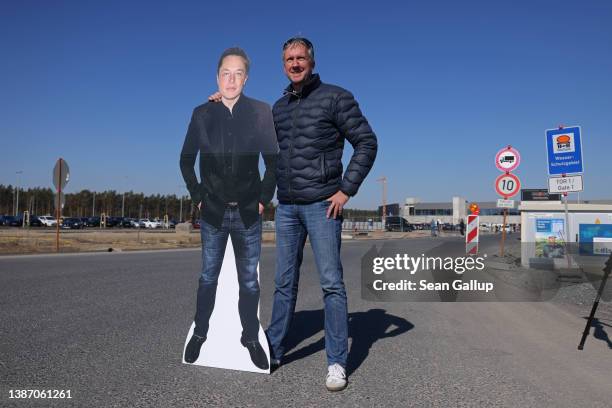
[{"xmin": 1, "ymin": 1, "xmax": 611, "ymax": 209}]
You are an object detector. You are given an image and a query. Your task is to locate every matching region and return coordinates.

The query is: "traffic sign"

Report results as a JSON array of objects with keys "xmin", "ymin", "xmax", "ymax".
[
  {"xmin": 495, "ymin": 146, "xmax": 521, "ymax": 172},
  {"xmin": 548, "ymin": 174, "xmax": 583, "ymax": 193},
  {"xmin": 495, "ymin": 173, "xmax": 521, "ymax": 198},
  {"xmin": 496, "ymin": 199, "xmax": 515, "ymax": 208},
  {"xmin": 54, "ymin": 192, "xmax": 66, "ymax": 210},
  {"xmin": 545, "ymin": 126, "xmax": 583, "ymax": 175},
  {"xmin": 53, "ymin": 158, "xmax": 70, "ymax": 190}
]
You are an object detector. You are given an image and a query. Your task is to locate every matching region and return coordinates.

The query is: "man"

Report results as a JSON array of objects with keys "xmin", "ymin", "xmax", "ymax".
[
  {"xmin": 180, "ymin": 47, "xmax": 277, "ymax": 370},
  {"xmin": 266, "ymin": 37, "xmax": 378, "ymax": 391}
]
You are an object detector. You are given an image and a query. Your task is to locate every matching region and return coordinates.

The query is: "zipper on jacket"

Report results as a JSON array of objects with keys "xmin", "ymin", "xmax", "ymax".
[{"xmin": 288, "ymin": 96, "xmax": 300, "ymax": 201}]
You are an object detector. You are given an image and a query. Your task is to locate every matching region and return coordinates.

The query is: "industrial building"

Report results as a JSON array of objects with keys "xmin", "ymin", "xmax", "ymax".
[{"xmin": 381, "ymin": 197, "xmax": 520, "ymax": 227}]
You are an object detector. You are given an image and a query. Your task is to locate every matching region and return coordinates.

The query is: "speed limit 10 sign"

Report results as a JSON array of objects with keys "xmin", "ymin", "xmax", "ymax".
[{"xmin": 495, "ymin": 173, "xmax": 521, "ymax": 198}]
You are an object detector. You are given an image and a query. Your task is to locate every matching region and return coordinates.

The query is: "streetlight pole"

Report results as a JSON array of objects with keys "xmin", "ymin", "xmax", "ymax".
[
  {"xmin": 177, "ymin": 184, "xmax": 187, "ymax": 223},
  {"xmin": 377, "ymin": 176, "xmax": 387, "ymax": 228},
  {"xmin": 179, "ymin": 195, "xmax": 183, "ymax": 223},
  {"xmin": 15, "ymin": 170, "xmax": 23, "ymax": 216},
  {"xmin": 121, "ymin": 176, "xmax": 128, "ymax": 218}
]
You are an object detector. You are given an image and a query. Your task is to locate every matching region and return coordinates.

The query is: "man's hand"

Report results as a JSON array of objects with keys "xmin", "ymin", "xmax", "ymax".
[
  {"xmin": 259, "ymin": 203, "xmax": 264, "ymax": 215},
  {"xmin": 326, "ymin": 191, "xmax": 349, "ymax": 219},
  {"xmin": 208, "ymin": 92, "xmax": 222, "ymax": 102}
]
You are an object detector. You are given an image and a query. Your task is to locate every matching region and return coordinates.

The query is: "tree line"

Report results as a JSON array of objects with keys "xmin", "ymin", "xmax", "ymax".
[
  {"xmin": 0, "ymin": 185, "xmax": 197, "ymax": 221},
  {"xmin": 0, "ymin": 184, "xmax": 378, "ymax": 222}
]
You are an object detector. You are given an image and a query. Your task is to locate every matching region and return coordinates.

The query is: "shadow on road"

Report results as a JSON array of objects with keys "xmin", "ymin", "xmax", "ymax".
[
  {"xmin": 583, "ymin": 317, "xmax": 612, "ymax": 349},
  {"xmin": 280, "ymin": 308, "xmax": 414, "ymax": 374}
]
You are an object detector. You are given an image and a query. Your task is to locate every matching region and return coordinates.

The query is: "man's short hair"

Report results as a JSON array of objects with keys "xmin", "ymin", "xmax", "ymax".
[
  {"xmin": 282, "ymin": 37, "xmax": 315, "ymax": 62},
  {"xmin": 217, "ymin": 47, "xmax": 250, "ymax": 74}
]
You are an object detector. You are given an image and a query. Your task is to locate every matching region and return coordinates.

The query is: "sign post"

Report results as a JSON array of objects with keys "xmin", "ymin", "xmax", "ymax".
[
  {"xmin": 52, "ymin": 158, "xmax": 70, "ymax": 252},
  {"xmin": 546, "ymin": 125, "xmax": 584, "ymax": 266},
  {"xmin": 466, "ymin": 203, "xmax": 479, "ymax": 255},
  {"xmin": 494, "ymin": 146, "xmax": 521, "ymax": 257}
]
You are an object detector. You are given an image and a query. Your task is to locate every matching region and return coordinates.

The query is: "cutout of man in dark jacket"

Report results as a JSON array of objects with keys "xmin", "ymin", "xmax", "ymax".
[{"xmin": 180, "ymin": 47, "xmax": 277, "ymax": 370}]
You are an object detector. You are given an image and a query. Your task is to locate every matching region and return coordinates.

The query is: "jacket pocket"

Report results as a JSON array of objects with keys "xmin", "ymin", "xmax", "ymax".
[{"xmin": 320, "ymin": 153, "xmax": 327, "ymax": 183}]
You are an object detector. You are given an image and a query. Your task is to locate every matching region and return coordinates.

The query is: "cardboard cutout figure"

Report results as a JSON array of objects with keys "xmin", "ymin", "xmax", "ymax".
[
  {"xmin": 182, "ymin": 236, "xmax": 270, "ymax": 373},
  {"xmin": 179, "ymin": 47, "xmax": 278, "ymax": 374}
]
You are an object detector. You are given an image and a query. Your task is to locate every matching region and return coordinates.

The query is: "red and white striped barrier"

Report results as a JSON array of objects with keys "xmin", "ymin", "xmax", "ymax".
[{"xmin": 466, "ymin": 215, "xmax": 479, "ymax": 255}]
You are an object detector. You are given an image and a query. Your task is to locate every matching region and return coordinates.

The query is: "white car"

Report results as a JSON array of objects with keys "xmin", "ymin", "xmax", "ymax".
[
  {"xmin": 38, "ymin": 216, "xmax": 57, "ymax": 227},
  {"xmin": 140, "ymin": 219, "xmax": 160, "ymax": 229}
]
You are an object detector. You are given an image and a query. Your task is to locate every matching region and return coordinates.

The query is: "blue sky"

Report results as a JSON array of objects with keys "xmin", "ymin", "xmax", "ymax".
[{"xmin": 1, "ymin": 1, "xmax": 611, "ymax": 209}]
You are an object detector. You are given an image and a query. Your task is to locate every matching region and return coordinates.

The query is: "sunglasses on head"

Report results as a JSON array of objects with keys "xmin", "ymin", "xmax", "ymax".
[{"xmin": 283, "ymin": 37, "xmax": 313, "ymax": 50}]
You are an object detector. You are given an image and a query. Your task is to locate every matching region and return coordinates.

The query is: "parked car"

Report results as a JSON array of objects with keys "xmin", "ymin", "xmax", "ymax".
[
  {"xmin": 86, "ymin": 217, "xmax": 101, "ymax": 227},
  {"xmin": 385, "ymin": 216, "xmax": 414, "ymax": 232},
  {"xmin": 121, "ymin": 218, "xmax": 134, "ymax": 228},
  {"xmin": 61, "ymin": 217, "xmax": 85, "ymax": 229},
  {"xmin": 138, "ymin": 219, "xmax": 157, "ymax": 229},
  {"xmin": 2, "ymin": 216, "xmax": 22, "ymax": 227},
  {"xmin": 191, "ymin": 219, "xmax": 201, "ymax": 230},
  {"xmin": 104, "ymin": 217, "xmax": 122, "ymax": 228},
  {"xmin": 0, "ymin": 215, "xmax": 8, "ymax": 226},
  {"xmin": 38, "ymin": 216, "xmax": 58, "ymax": 227},
  {"xmin": 28, "ymin": 215, "xmax": 43, "ymax": 227}
]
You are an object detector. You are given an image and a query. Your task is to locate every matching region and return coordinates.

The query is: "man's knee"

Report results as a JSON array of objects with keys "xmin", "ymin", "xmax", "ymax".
[
  {"xmin": 198, "ymin": 274, "xmax": 219, "ymax": 287},
  {"xmin": 320, "ymin": 273, "xmax": 346, "ymax": 297},
  {"xmin": 239, "ymin": 278, "xmax": 260, "ymax": 294}
]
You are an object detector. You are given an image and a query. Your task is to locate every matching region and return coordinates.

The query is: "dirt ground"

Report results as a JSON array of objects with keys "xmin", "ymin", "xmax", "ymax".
[
  {"xmin": 0, "ymin": 227, "xmax": 439, "ymax": 255},
  {"xmin": 0, "ymin": 228, "xmax": 206, "ymax": 254}
]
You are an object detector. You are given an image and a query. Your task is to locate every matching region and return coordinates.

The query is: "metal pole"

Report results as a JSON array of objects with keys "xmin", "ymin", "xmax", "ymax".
[
  {"xmin": 56, "ymin": 159, "xmax": 62, "ymax": 253},
  {"xmin": 15, "ymin": 170, "xmax": 23, "ymax": 216},
  {"xmin": 564, "ymin": 190, "xmax": 571, "ymax": 268},
  {"xmin": 122, "ymin": 176, "xmax": 128, "ymax": 218},
  {"xmin": 500, "ymin": 207, "xmax": 507, "ymax": 257},
  {"xmin": 92, "ymin": 191, "xmax": 96, "ymax": 216},
  {"xmin": 179, "ymin": 195, "xmax": 183, "ymax": 223}
]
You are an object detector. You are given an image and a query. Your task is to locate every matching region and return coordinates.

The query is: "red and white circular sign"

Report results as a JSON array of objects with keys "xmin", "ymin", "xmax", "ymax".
[
  {"xmin": 495, "ymin": 173, "xmax": 521, "ymax": 198},
  {"xmin": 495, "ymin": 146, "xmax": 521, "ymax": 172}
]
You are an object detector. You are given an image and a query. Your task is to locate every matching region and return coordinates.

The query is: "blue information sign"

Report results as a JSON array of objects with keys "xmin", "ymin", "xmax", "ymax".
[{"xmin": 545, "ymin": 126, "xmax": 583, "ymax": 175}]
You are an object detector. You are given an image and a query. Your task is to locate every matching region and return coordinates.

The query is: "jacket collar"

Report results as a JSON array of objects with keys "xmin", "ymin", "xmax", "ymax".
[{"xmin": 283, "ymin": 74, "xmax": 321, "ymax": 100}]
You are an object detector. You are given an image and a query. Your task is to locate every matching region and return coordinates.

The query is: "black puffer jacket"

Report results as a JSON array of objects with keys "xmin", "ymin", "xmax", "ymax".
[{"xmin": 273, "ymin": 74, "xmax": 377, "ymax": 203}]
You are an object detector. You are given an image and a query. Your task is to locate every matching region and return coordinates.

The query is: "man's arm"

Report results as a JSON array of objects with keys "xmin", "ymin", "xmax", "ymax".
[
  {"xmin": 260, "ymin": 152, "xmax": 277, "ymax": 206},
  {"xmin": 179, "ymin": 110, "xmax": 203, "ymax": 207},
  {"xmin": 258, "ymin": 105, "xmax": 278, "ymax": 207},
  {"xmin": 326, "ymin": 89, "xmax": 378, "ymax": 218},
  {"xmin": 334, "ymin": 90, "xmax": 378, "ymax": 197}
]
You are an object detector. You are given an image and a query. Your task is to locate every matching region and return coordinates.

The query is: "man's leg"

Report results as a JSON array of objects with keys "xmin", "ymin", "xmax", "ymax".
[
  {"xmin": 185, "ymin": 211, "xmax": 230, "ymax": 363},
  {"xmin": 229, "ymin": 208, "xmax": 268, "ymax": 369},
  {"xmin": 194, "ymin": 214, "xmax": 230, "ymax": 338},
  {"xmin": 229, "ymin": 208, "xmax": 262, "ymax": 342},
  {"xmin": 302, "ymin": 201, "xmax": 347, "ymax": 368},
  {"xmin": 266, "ymin": 203, "xmax": 307, "ymax": 363}
]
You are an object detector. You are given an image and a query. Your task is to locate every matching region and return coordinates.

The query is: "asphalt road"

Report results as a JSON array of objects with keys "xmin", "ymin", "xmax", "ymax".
[{"xmin": 1, "ymin": 235, "xmax": 611, "ymax": 407}]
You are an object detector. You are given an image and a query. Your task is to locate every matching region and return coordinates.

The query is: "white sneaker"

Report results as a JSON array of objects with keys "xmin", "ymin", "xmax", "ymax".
[{"xmin": 325, "ymin": 363, "xmax": 347, "ymax": 391}]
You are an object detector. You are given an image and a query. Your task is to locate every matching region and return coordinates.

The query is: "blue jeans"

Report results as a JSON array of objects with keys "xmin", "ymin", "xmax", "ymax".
[
  {"xmin": 266, "ymin": 201, "xmax": 348, "ymax": 367},
  {"xmin": 194, "ymin": 207, "xmax": 262, "ymax": 342}
]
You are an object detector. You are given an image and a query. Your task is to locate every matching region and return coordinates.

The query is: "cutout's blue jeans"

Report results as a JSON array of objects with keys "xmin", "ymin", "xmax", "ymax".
[
  {"xmin": 266, "ymin": 201, "xmax": 348, "ymax": 367},
  {"xmin": 194, "ymin": 207, "xmax": 261, "ymax": 342}
]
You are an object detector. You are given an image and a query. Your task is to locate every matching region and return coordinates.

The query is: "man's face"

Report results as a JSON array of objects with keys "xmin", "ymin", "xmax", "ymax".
[
  {"xmin": 283, "ymin": 43, "xmax": 314, "ymax": 87},
  {"xmin": 217, "ymin": 55, "xmax": 248, "ymax": 100}
]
